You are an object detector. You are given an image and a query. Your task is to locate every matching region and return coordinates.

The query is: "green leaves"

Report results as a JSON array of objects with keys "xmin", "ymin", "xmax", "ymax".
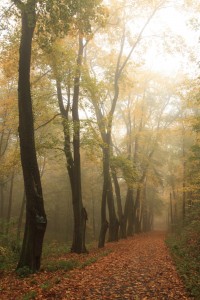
[
  {"xmin": 36, "ymin": 0, "xmax": 107, "ymax": 50},
  {"xmin": 111, "ymin": 155, "xmax": 138, "ymax": 188}
]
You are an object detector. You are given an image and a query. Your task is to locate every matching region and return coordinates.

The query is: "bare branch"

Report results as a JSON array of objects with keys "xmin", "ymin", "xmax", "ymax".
[
  {"xmin": 35, "ymin": 113, "xmax": 61, "ymax": 131},
  {"xmin": 118, "ymin": 5, "xmax": 161, "ymax": 78},
  {"xmin": 31, "ymin": 70, "xmax": 51, "ymax": 86},
  {"xmin": 53, "ymin": 147, "xmax": 65, "ymax": 152}
]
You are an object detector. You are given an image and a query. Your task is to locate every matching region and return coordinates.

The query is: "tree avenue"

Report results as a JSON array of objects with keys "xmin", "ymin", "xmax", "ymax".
[
  {"xmin": 0, "ymin": 2, "xmax": 199, "ymax": 296},
  {"xmin": 10, "ymin": 0, "xmax": 107, "ymax": 269}
]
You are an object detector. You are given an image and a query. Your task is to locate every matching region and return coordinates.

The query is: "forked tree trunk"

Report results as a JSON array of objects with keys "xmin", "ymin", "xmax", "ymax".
[
  {"xmin": 55, "ymin": 36, "xmax": 87, "ymax": 253},
  {"xmin": 17, "ymin": 6, "xmax": 47, "ymax": 271}
]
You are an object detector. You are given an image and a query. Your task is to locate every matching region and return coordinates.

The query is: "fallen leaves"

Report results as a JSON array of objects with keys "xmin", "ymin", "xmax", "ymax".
[{"xmin": 0, "ymin": 232, "xmax": 193, "ymax": 299}]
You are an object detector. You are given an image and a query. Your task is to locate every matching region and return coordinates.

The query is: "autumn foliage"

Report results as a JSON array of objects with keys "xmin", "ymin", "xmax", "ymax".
[{"xmin": 0, "ymin": 233, "xmax": 192, "ymax": 300}]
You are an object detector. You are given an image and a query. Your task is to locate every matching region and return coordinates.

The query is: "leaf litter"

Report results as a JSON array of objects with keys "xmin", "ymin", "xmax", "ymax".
[{"xmin": 0, "ymin": 232, "xmax": 193, "ymax": 299}]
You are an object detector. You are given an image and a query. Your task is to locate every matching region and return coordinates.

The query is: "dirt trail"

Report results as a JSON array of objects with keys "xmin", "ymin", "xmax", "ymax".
[{"xmin": 0, "ymin": 232, "xmax": 192, "ymax": 299}]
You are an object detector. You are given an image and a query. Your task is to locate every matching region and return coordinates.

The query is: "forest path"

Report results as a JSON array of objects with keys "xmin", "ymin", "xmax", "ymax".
[
  {"xmin": 1, "ymin": 232, "xmax": 192, "ymax": 299},
  {"xmin": 57, "ymin": 232, "xmax": 190, "ymax": 300}
]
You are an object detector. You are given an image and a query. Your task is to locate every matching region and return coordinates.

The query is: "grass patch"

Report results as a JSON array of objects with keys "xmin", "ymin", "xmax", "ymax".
[
  {"xmin": 80, "ymin": 249, "xmax": 112, "ymax": 268},
  {"xmin": 81, "ymin": 256, "xmax": 98, "ymax": 267},
  {"xmin": 42, "ymin": 241, "xmax": 71, "ymax": 259},
  {"xmin": 166, "ymin": 232, "xmax": 200, "ymax": 299},
  {"xmin": 16, "ymin": 266, "xmax": 33, "ymax": 278},
  {"xmin": 44, "ymin": 248, "xmax": 112, "ymax": 272},
  {"xmin": 45, "ymin": 259, "xmax": 80, "ymax": 272},
  {"xmin": 40, "ymin": 280, "xmax": 52, "ymax": 291},
  {"xmin": 22, "ymin": 290, "xmax": 37, "ymax": 300}
]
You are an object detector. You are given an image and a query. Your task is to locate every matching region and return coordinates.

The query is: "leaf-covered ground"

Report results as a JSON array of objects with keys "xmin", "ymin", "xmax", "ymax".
[{"xmin": 0, "ymin": 232, "xmax": 193, "ymax": 299}]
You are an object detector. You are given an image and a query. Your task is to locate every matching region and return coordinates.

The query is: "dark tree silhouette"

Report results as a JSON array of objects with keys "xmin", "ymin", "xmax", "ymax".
[{"xmin": 14, "ymin": 0, "xmax": 47, "ymax": 271}]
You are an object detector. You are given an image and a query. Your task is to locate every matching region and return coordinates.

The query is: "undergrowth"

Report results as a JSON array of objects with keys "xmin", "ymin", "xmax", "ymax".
[
  {"xmin": 0, "ymin": 232, "xmax": 112, "ymax": 277},
  {"xmin": 166, "ymin": 207, "xmax": 200, "ymax": 299},
  {"xmin": 43, "ymin": 249, "xmax": 112, "ymax": 272}
]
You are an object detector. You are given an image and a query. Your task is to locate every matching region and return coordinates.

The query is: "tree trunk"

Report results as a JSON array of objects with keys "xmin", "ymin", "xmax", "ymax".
[
  {"xmin": 107, "ymin": 174, "xmax": 119, "ymax": 242},
  {"xmin": 70, "ymin": 36, "xmax": 88, "ymax": 253},
  {"xmin": 17, "ymin": 190, "xmax": 26, "ymax": 241},
  {"xmin": 137, "ymin": 203, "xmax": 143, "ymax": 233},
  {"xmin": 169, "ymin": 192, "xmax": 175, "ymax": 232},
  {"xmin": 124, "ymin": 188, "xmax": 134, "ymax": 236},
  {"xmin": 17, "ymin": 6, "xmax": 47, "ymax": 271},
  {"xmin": 133, "ymin": 186, "xmax": 141, "ymax": 234},
  {"xmin": 91, "ymin": 189, "xmax": 96, "ymax": 239},
  {"xmin": 111, "ymin": 168, "xmax": 126, "ymax": 238},
  {"xmin": 182, "ymin": 132, "xmax": 186, "ymax": 221},
  {"xmin": 55, "ymin": 36, "xmax": 87, "ymax": 254},
  {"xmin": 142, "ymin": 183, "xmax": 148, "ymax": 232},
  {"xmin": 98, "ymin": 143, "xmax": 118, "ymax": 245},
  {"xmin": 6, "ymin": 172, "xmax": 15, "ymax": 235},
  {"xmin": 0, "ymin": 183, "xmax": 4, "ymax": 233},
  {"xmin": 0, "ymin": 184, "xmax": 3, "ymax": 219},
  {"xmin": 98, "ymin": 146, "xmax": 109, "ymax": 248}
]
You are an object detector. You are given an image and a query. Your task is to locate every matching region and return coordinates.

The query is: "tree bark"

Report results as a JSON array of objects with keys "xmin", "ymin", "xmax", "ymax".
[
  {"xmin": 17, "ymin": 4, "xmax": 47, "ymax": 271},
  {"xmin": 169, "ymin": 192, "xmax": 173, "ymax": 231},
  {"xmin": 182, "ymin": 130, "xmax": 186, "ymax": 221},
  {"xmin": 107, "ymin": 173, "xmax": 119, "ymax": 242},
  {"xmin": 70, "ymin": 36, "xmax": 88, "ymax": 253},
  {"xmin": 124, "ymin": 188, "xmax": 134, "ymax": 236},
  {"xmin": 111, "ymin": 167, "xmax": 126, "ymax": 238},
  {"xmin": 0, "ymin": 183, "xmax": 5, "ymax": 233},
  {"xmin": 98, "ymin": 146, "xmax": 109, "ymax": 248},
  {"xmin": 98, "ymin": 139, "xmax": 119, "ymax": 246},
  {"xmin": 17, "ymin": 190, "xmax": 26, "ymax": 241},
  {"xmin": 6, "ymin": 172, "xmax": 15, "ymax": 235}
]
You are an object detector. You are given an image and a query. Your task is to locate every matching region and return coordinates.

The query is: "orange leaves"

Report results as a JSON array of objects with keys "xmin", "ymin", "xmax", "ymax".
[{"xmin": 0, "ymin": 233, "xmax": 191, "ymax": 299}]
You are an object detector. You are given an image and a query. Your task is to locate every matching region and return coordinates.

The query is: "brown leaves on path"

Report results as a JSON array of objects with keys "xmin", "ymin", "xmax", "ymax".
[{"xmin": 0, "ymin": 232, "xmax": 192, "ymax": 299}]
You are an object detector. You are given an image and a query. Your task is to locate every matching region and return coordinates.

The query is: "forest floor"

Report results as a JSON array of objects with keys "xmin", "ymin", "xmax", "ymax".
[{"xmin": 0, "ymin": 232, "xmax": 193, "ymax": 300}]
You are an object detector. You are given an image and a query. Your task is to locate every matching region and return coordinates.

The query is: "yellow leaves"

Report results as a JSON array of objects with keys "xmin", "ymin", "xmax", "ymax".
[
  {"xmin": 0, "ymin": 94, "xmax": 18, "ymax": 133},
  {"xmin": 0, "ymin": 37, "xmax": 19, "ymax": 80},
  {"xmin": 0, "ymin": 143, "xmax": 20, "ymax": 179},
  {"xmin": 1, "ymin": 56, "xmax": 18, "ymax": 79}
]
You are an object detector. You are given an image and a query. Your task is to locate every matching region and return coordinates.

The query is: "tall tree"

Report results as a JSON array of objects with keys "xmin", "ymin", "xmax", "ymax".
[
  {"xmin": 13, "ymin": 0, "xmax": 47, "ymax": 271},
  {"xmin": 85, "ymin": 0, "xmax": 166, "ymax": 246},
  {"xmin": 42, "ymin": 0, "xmax": 107, "ymax": 253},
  {"xmin": 54, "ymin": 36, "xmax": 88, "ymax": 253}
]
